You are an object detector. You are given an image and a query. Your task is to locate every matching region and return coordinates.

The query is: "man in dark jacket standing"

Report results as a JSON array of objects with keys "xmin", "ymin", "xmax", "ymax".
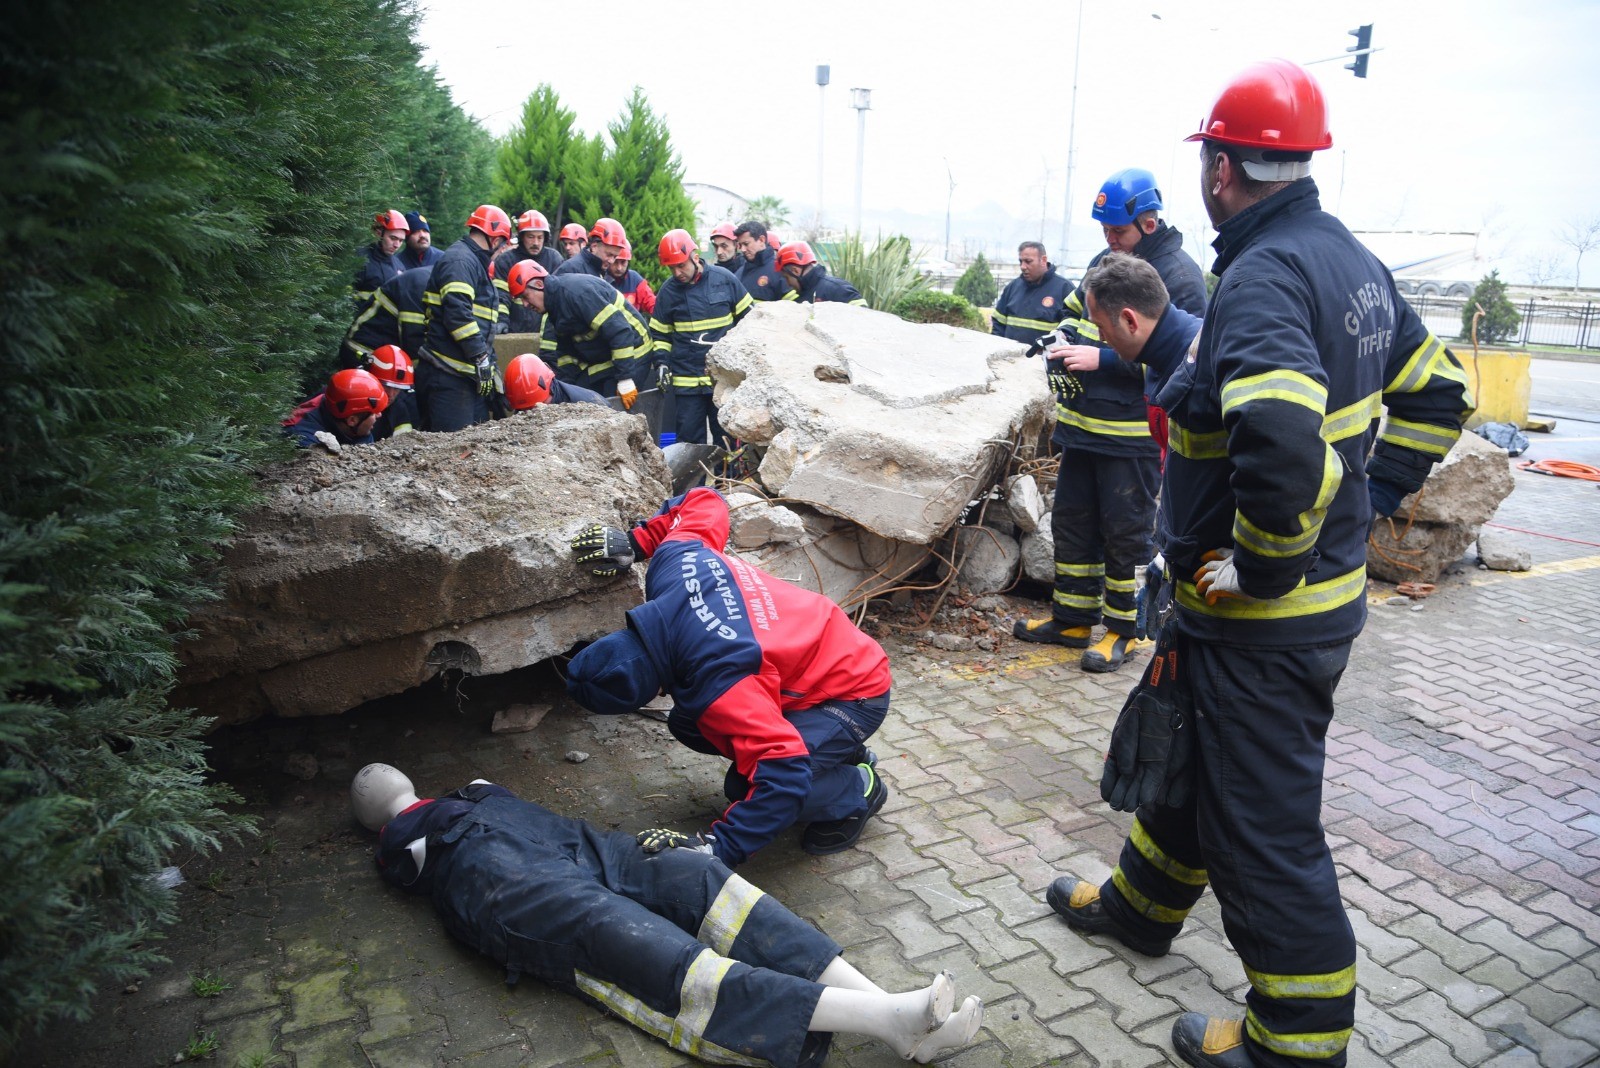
[
  {"xmin": 991, "ymin": 241, "xmax": 1072, "ymax": 342},
  {"xmin": 415, "ymin": 204, "xmax": 511, "ymax": 432},
  {"xmin": 353, "ymin": 209, "xmax": 409, "ymax": 307},
  {"xmin": 1045, "ymin": 61, "xmax": 1471, "ymax": 1068},
  {"xmin": 1013, "ymin": 167, "xmax": 1206, "ymax": 673},
  {"xmin": 493, "ymin": 210, "xmax": 563, "ymax": 334},
  {"xmin": 650, "ymin": 229, "xmax": 751, "ymax": 445},
  {"xmin": 733, "ymin": 220, "xmax": 797, "ymax": 302},
  {"xmin": 396, "ymin": 211, "xmax": 441, "ymax": 272}
]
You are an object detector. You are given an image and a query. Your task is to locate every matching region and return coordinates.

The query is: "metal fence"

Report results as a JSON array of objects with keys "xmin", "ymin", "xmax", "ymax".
[{"xmin": 1384, "ymin": 295, "xmax": 1600, "ymax": 351}]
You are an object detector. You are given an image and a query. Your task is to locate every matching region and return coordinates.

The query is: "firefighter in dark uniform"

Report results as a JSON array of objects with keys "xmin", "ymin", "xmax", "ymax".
[
  {"xmin": 350, "ymin": 763, "xmax": 983, "ymax": 1068},
  {"xmin": 1012, "ymin": 167, "xmax": 1207, "ymax": 673},
  {"xmin": 502, "ymin": 352, "xmax": 609, "ymax": 410},
  {"xmin": 606, "ymin": 239, "xmax": 657, "ymax": 314},
  {"xmin": 553, "ymin": 217, "xmax": 626, "ymax": 279},
  {"xmin": 282, "ymin": 368, "xmax": 389, "ymax": 449},
  {"xmin": 1046, "ymin": 60, "xmax": 1472, "ymax": 1068},
  {"xmin": 341, "ymin": 266, "xmax": 430, "ymax": 369},
  {"xmin": 565, "ymin": 488, "xmax": 894, "ymax": 868},
  {"xmin": 650, "ymin": 229, "xmax": 752, "ymax": 445},
  {"xmin": 367, "ymin": 344, "xmax": 419, "ymax": 440},
  {"xmin": 708, "ymin": 222, "xmax": 743, "ymax": 273},
  {"xmin": 733, "ymin": 220, "xmax": 797, "ymax": 302},
  {"xmin": 353, "ymin": 209, "xmax": 409, "ymax": 307},
  {"xmin": 396, "ymin": 211, "xmax": 441, "ymax": 271},
  {"xmin": 777, "ymin": 242, "xmax": 867, "ymax": 305},
  {"xmin": 990, "ymin": 241, "xmax": 1072, "ymax": 342},
  {"xmin": 557, "ymin": 222, "xmax": 586, "ymax": 260},
  {"xmin": 415, "ymin": 204, "xmax": 512, "ymax": 432},
  {"xmin": 506, "ymin": 259, "xmax": 651, "ymax": 404},
  {"xmin": 493, "ymin": 210, "xmax": 564, "ymax": 334}
]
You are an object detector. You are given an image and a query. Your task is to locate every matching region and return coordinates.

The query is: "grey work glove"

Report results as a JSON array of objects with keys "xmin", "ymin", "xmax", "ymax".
[
  {"xmin": 1192, "ymin": 548, "xmax": 1248, "ymax": 606},
  {"xmin": 570, "ymin": 523, "xmax": 636, "ymax": 577},
  {"xmin": 1100, "ymin": 631, "xmax": 1193, "ymax": 812},
  {"xmin": 474, "ymin": 353, "xmax": 496, "ymax": 397},
  {"xmin": 636, "ymin": 828, "xmax": 714, "ymax": 855}
]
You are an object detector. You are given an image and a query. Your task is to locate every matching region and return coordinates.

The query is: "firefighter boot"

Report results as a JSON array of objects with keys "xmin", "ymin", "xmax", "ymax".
[
  {"xmin": 1171, "ymin": 1013, "xmax": 1253, "ymax": 1068},
  {"xmin": 1012, "ymin": 618, "xmax": 1093, "ymax": 647},
  {"xmin": 1081, "ymin": 632, "xmax": 1149, "ymax": 673},
  {"xmin": 1046, "ymin": 878, "xmax": 1172, "ymax": 956}
]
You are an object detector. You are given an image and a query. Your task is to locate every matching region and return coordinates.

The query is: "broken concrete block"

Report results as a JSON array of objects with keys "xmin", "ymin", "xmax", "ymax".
[
  {"xmin": 1367, "ymin": 429, "xmax": 1515, "ymax": 584},
  {"xmin": 1476, "ymin": 531, "xmax": 1532, "ymax": 572},
  {"xmin": 1022, "ymin": 515, "xmax": 1055, "ymax": 584},
  {"xmin": 491, "ymin": 703, "xmax": 552, "ymax": 734},
  {"xmin": 744, "ymin": 508, "xmax": 930, "ymax": 610},
  {"xmin": 936, "ymin": 525, "xmax": 1022, "ymax": 596},
  {"xmin": 1004, "ymin": 474, "xmax": 1046, "ymax": 534},
  {"xmin": 711, "ymin": 301, "xmax": 1052, "ymax": 545},
  {"xmin": 726, "ymin": 491, "xmax": 807, "ymax": 549},
  {"xmin": 176, "ymin": 406, "xmax": 670, "ymax": 725}
]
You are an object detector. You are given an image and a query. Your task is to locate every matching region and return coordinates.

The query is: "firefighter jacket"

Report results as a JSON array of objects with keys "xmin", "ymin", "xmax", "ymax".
[
  {"xmin": 343, "ymin": 267, "xmax": 430, "ymax": 367},
  {"xmin": 793, "ymin": 264, "xmax": 866, "ymax": 306},
  {"xmin": 990, "ymin": 264, "xmax": 1072, "ymax": 341},
  {"xmin": 549, "ymin": 379, "xmax": 608, "ymax": 406},
  {"xmin": 396, "ymin": 243, "xmax": 441, "ymax": 272},
  {"xmin": 611, "ymin": 268, "xmax": 657, "ymax": 314},
  {"xmin": 649, "ymin": 264, "xmax": 752, "ymax": 393},
  {"xmin": 353, "ymin": 242, "xmax": 401, "ymax": 306},
  {"xmin": 421, "ymin": 238, "xmax": 500, "ymax": 378},
  {"xmin": 282, "ymin": 395, "xmax": 374, "ymax": 448},
  {"xmin": 1048, "ymin": 227, "xmax": 1208, "ymax": 457},
  {"xmin": 374, "ymin": 389, "xmax": 418, "ymax": 440},
  {"xmin": 736, "ymin": 247, "xmax": 797, "ymax": 302},
  {"xmin": 1164, "ymin": 179, "xmax": 1470, "ymax": 646},
  {"xmin": 491, "ymin": 245, "xmax": 564, "ymax": 334},
  {"xmin": 553, "ymin": 246, "xmax": 607, "ymax": 278},
  {"xmin": 537, "ymin": 274, "xmax": 652, "ymax": 387},
  {"xmin": 1137, "ymin": 304, "xmax": 1204, "ymax": 417},
  {"xmin": 625, "ymin": 488, "xmax": 893, "ymax": 869}
]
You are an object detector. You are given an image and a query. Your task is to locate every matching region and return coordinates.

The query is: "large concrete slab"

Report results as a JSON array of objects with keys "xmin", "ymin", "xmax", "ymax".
[{"xmin": 712, "ymin": 301, "xmax": 1053, "ymax": 545}]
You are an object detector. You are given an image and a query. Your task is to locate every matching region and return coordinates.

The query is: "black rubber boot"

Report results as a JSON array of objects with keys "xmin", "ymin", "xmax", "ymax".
[{"xmin": 1045, "ymin": 877, "xmax": 1172, "ymax": 957}]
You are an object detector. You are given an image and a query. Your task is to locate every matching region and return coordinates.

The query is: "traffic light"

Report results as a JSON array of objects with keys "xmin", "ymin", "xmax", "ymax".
[{"xmin": 1346, "ymin": 24, "xmax": 1373, "ymax": 78}]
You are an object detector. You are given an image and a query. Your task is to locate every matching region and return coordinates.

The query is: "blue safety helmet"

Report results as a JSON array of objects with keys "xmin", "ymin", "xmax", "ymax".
[{"xmin": 1091, "ymin": 168, "xmax": 1163, "ymax": 226}]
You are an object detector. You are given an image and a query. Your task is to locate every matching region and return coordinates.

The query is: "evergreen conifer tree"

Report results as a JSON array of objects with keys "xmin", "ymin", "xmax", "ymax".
[
  {"xmin": 954, "ymin": 253, "xmax": 999, "ymax": 308},
  {"xmin": 1460, "ymin": 270, "xmax": 1523, "ymax": 346},
  {"xmin": 599, "ymin": 88, "xmax": 699, "ymax": 287},
  {"xmin": 493, "ymin": 85, "xmax": 592, "ymax": 229}
]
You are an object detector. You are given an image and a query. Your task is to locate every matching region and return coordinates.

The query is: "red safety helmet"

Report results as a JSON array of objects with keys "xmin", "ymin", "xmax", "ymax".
[
  {"xmin": 466, "ymin": 204, "xmax": 513, "ymax": 240},
  {"xmin": 516, "ymin": 210, "xmax": 551, "ymax": 234},
  {"xmin": 325, "ymin": 368, "xmax": 390, "ymax": 420},
  {"xmin": 615, "ymin": 238, "xmax": 632, "ymax": 262},
  {"xmin": 1185, "ymin": 58, "xmax": 1332, "ymax": 153},
  {"xmin": 589, "ymin": 217, "xmax": 627, "ymax": 247},
  {"xmin": 559, "ymin": 222, "xmax": 586, "ymax": 242},
  {"xmin": 766, "ymin": 232, "xmax": 781, "ymax": 251},
  {"xmin": 507, "ymin": 258, "xmax": 549, "ymax": 298},
  {"xmin": 504, "ymin": 353, "xmax": 555, "ymax": 411},
  {"xmin": 373, "ymin": 209, "xmax": 410, "ymax": 233},
  {"xmin": 710, "ymin": 222, "xmax": 737, "ymax": 242},
  {"xmin": 658, "ymin": 228, "xmax": 697, "ymax": 267},
  {"xmin": 366, "ymin": 345, "xmax": 414, "ymax": 390},
  {"xmin": 776, "ymin": 241, "xmax": 817, "ymax": 271}
]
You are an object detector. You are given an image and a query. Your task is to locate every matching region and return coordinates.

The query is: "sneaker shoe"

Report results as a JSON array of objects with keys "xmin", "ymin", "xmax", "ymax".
[
  {"xmin": 1081, "ymin": 632, "xmax": 1149, "ymax": 673},
  {"xmin": 802, "ymin": 763, "xmax": 889, "ymax": 855},
  {"xmin": 1045, "ymin": 877, "xmax": 1172, "ymax": 957},
  {"xmin": 1171, "ymin": 1013, "xmax": 1252, "ymax": 1068},
  {"xmin": 1012, "ymin": 618, "xmax": 1093, "ymax": 647}
]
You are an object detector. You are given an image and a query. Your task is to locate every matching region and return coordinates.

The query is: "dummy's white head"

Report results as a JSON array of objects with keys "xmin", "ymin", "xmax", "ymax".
[{"xmin": 351, "ymin": 763, "xmax": 421, "ymax": 831}]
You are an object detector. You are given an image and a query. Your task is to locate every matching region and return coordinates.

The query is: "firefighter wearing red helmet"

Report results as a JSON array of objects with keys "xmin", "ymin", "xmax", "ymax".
[
  {"xmin": 605, "ymin": 238, "xmax": 656, "ymax": 316},
  {"xmin": 494, "ymin": 209, "xmax": 565, "ymax": 334},
  {"xmin": 366, "ymin": 345, "xmax": 419, "ymax": 440},
  {"xmin": 1045, "ymin": 60, "xmax": 1471, "ymax": 1068},
  {"xmin": 353, "ymin": 208, "xmax": 411, "ymax": 307},
  {"xmin": 707, "ymin": 222, "xmax": 741, "ymax": 271},
  {"xmin": 507, "ymin": 259, "xmax": 652, "ymax": 403},
  {"xmin": 557, "ymin": 223, "xmax": 586, "ymax": 260},
  {"xmin": 283, "ymin": 368, "xmax": 390, "ymax": 450},
  {"xmin": 341, "ymin": 267, "xmax": 430, "ymax": 370},
  {"xmin": 730, "ymin": 220, "xmax": 795, "ymax": 302},
  {"xmin": 502, "ymin": 352, "xmax": 608, "ymax": 410},
  {"xmin": 554, "ymin": 217, "xmax": 626, "ymax": 281},
  {"xmin": 650, "ymin": 230, "xmax": 752, "ymax": 446},
  {"xmin": 415, "ymin": 204, "xmax": 512, "ymax": 432},
  {"xmin": 776, "ymin": 242, "xmax": 865, "ymax": 306}
]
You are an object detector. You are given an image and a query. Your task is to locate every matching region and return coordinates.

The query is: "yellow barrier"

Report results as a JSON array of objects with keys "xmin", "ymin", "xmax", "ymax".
[{"xmin": 1455, "ymin": 348, "xmax": 1531, "ymax": 428}]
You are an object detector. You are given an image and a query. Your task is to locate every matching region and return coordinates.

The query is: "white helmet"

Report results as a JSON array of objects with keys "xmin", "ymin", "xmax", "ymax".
[{"xmin": 351, "ymin": 763, "xmax": 420, "ymax": 831}]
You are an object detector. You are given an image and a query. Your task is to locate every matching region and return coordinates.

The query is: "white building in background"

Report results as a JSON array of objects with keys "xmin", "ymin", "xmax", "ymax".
[{"xmin": 685, "ymin": 183, "xmax": 747, "ymax": 243}]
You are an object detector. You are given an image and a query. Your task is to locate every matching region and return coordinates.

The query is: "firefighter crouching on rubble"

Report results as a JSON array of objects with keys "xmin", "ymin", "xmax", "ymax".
[
  {"xmin": 650, "ymin": 229, "xmax": 752, "ymax": 446},
  {"xmin": 564, "ymin": 487, "xmax": 892, "ymax": 869},
  {"xmin": 416, "ymin": 204, "xmax": 512, "ymax": 433},
  {"xmin": 366, "ymin": 345, "xmax": 418, "ymax": 440},
  {"xmin": 351, "ymin": 763, "xmax": 983, "ymax": 1067},
  {"xmin": 1045, "ymin": 59, "xmax": 1472, "ymax": 1068},
  {"xmin": 508, "ymin": 258, "xmax": 652, "ymax": 407},
  {"xmin": 501, "ymin": 352, "xmax": 608, "ymax": 409},
  {"xmin": 283, "ymin": 367, "xmax": 389, "ymax": 450}
]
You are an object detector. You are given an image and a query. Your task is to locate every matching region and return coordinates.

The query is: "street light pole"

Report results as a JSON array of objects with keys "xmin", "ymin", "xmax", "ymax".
[
  {"xmin": 1059, "ymin": 0, "xmax": 1084, "ymax": 265},
  {"xmin": 816, "ymin": 65, "xmax": 830, "ymax": 228},
  {"xmin": 945, "ymin": 159, "xmax": 955, "ymax": 261},
  {"xmin": 850, "ymin": 87, "xmax": 872, "ymax": 235}
]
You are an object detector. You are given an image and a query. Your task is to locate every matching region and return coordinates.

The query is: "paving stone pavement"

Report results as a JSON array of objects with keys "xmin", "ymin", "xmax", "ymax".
[{"xmin": 20, "ymin": 464, "xmax": 1600, "ymax": 1068}]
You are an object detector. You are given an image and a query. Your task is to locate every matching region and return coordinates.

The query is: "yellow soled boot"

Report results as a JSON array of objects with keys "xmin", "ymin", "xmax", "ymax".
[
  {"xmin": 1171, "ymin": 1014, "xmax": 1253, "ymax": 1068},
  {"xmin": 1081, "ymin": 632, "xmax": 1149, "ymax": 673},
  {"xmin": 1011, "ymin": 618, "xmax": 1093, "ymax": 648}
]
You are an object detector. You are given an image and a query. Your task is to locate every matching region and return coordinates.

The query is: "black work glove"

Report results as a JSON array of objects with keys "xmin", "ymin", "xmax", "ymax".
[
  {"xmin": 570, "ymin": 523, "xmax": 636, "ymax": 577},
  {"xmin": 1368, "ymin": 477, "xmax": 1405, "ymax": 519},
  {"xmin": 1100, "ymin": 635, "xmax": 1193, "ymax": 812},
  {"xmin": 474, "ymin": 353, "xmax": 496, "ymax": 397},
  {"xmin": 1046, "ymin": 358, "xmax": 1083, "ymax": 399},
  {"xmin": 636, "ymin": 828, "xmax": 713, "ymax": 854}
]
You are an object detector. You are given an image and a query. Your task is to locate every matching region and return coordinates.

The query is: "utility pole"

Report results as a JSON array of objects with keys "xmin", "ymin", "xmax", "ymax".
[
  {"xmin": 1058, "ymin": 0, "xmax": 1085, "ymax": 264},
  {"xmin": 850, "ymin": 88, "xmax": 872, "ymax": 235},
  {"xmin": 944, "ymin": 159, "xmax": 955, "ymax": 261},
  {"xmin": 816, "ymin": 65, "xmax": 830, "ymax": 228}
]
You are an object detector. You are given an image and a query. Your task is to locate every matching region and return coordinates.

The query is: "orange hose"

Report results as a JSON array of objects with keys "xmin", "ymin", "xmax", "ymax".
[{"xmin": 1517, "ymin": 459, "xmax": 1600, "ymax": 482}]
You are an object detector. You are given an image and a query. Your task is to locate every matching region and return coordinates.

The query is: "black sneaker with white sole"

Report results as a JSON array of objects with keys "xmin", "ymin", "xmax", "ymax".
[{"xmin": 801, "ymin": 763, "xmax": 888, "ymax": 855}]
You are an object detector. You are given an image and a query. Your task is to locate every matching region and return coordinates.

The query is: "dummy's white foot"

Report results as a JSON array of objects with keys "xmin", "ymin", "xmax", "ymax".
[
  {"xmin": 878, "ymin": 971, "xmax": 955, "ymax": 1059},
  {"xmin": 906, "ymin": 994, "xmax": 984, "ymax": 1063}
]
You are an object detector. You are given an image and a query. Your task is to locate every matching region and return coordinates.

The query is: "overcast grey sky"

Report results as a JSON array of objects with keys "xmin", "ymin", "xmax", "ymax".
[{"xmin": 417, "ymin": 0, "xmax": 1600, "ymax": 283}]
